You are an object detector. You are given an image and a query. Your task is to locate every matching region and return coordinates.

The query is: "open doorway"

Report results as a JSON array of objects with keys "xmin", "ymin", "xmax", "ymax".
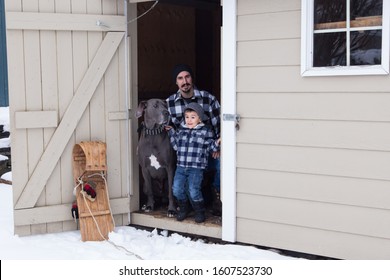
[{"xmin": 135, "ymin": 0, "xmax": 222, "ymax": 232}]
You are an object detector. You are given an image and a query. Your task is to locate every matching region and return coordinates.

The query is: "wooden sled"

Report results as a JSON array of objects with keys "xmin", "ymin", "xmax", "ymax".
[{"xmin": 72, "ymin": 141, "xmax": 114, "ymax": 241}]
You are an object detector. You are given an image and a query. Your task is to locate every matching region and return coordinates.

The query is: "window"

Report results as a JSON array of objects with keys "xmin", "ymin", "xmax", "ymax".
[{"xmin": 301, "ymin": 0, "xmax": 389, "ymax": 76}]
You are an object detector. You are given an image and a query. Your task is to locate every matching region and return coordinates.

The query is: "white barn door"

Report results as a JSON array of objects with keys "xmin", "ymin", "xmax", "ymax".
[{"xmin": 6, "ymin": 0, "xmax": 132, "ymax": 236}]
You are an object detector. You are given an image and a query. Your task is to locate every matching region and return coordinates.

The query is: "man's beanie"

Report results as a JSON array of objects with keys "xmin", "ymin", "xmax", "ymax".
[
  {"xmin": 172, "ymin": 64, "xmax": 194, "ymax": 83},
  {"xmin": 185, "ymin": 102, "xmax": 208, "ymax": 121}
]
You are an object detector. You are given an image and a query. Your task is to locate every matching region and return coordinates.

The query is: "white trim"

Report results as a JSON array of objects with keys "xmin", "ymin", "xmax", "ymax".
[
  {"xmin": 221, "ymin": 0, "xmax": 237, "ymax": 242},
  {"xmin": 301, "ymin": 0, "xmax": 389, "ymax": 77}
]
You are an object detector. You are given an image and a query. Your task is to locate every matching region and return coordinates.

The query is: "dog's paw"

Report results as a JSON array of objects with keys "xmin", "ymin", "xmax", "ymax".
[
  {"xmin": 142, "ymin": 204, "xmax": 153, "ymax": 212},
  {"xmin": 167, "ymin": 209, "xmax": 176, "ymax": 218}
]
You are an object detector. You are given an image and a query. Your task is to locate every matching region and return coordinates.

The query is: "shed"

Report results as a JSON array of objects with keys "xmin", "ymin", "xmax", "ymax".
[{"xmin": 4, "ymin": 0, "xmax": 390, "ymax": 260}]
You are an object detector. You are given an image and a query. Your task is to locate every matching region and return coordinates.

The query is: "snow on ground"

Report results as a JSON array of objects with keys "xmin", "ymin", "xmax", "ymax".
[
  {"xmin": 0, "ymin": 107, "xmax": 295, "ymax": 260},
  {"xmin": 1, "ymin": 108, "xmax": 389, "ymax": 279},
  {"xmin": 0, "ymin": 181, "xmax": 297, "ymax": 260}
]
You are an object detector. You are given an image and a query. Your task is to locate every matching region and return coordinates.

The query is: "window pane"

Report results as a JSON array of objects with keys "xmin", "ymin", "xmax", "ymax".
[
  {"xmin": 314, "ymin": 0, "xmax": 346, "ymax": 30},
  {"xmin": 314, "ymin": 32, "xmax": 346, "ymax": 66},
  {"xmin": 351, "ymin": 0, "xmax": 382, "ymax": 18},
  {"xmin": 350, "ymin": 30, "xmax": 382, "ymax": 65},
  {"xmin": 351, "ymin": 0, "xmax": 382, "ymax": 27}
]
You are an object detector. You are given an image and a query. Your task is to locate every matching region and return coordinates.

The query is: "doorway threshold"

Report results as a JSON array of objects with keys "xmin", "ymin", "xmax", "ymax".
[{"xmin": 130, "ymin": 210, "xmax": 222, "ymax": 239}]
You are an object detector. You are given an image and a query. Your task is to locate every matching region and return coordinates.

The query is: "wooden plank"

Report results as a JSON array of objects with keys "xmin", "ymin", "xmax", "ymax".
[
  {"xmin": 105, "ymin": 46, "xmax": 122, "ymax": 199},
  {"xmin": 24, "ymin": 25, "xmax": 45, "ymax": 217},
  {"xmin": 237, "ymin": 193, "xmax": 390, "ymax": 239},
  {"xmin": 15, "ymin": 32, "xmax": 125, "ymax": 209},
  {"xmin": 237, "ymin": 92, "xmax": 390, "ymax": 122},
  {"xmin": 237, "ymin": 169, "xmax": 390, "ymax": 210},
  {"xmin": 237, "ymin": 143, "xmax": 390, "ymax": 181},
  {"xmin": 237, "ymin": 118, "xmax": 390, "ymax": 151},
  {"xmin": 237, "ymin": 219, "xmax": 390, "ymax": 259},
  {"xmin": 72, "ymin": 0, "xmax": 90, "ymax": 143},
  {"xmin": 315, "ymin": 16, "xmax": 382, "ymax": 30},
  {"xmin": 103, "ymin": 0, "xmax": 122, "ymax": 200},
  {"xmin": 14, "ymin": 197, "xmax": 130, "ymax": 226},
  {"xmin": 88, "ymin": 0, "xmax": 106, "ymax": 142},
  {"xmin": 56, "ymin": 0, "xmax": 76, "ymax": 212},
  {"xmin": 4, "ymin": 0, "xmax": 22, "ymax": 11},
  {"xmin": 39, "ymin": 0, "xmax": 62, "ymax": 234},
  {"xmin": 352, "ymin": 16, "xmax": 383, "ymax": 27},
  {"xmin": 6, "ymin": 29, "xmax": 29, "ymax": 206},
  {"xmin": 315, "ymin": 21, "xmax": 346, "ymax": 30},
  {"xmin": 6, "ymin": 11, "xmax": 126, "ymax": 31},
  {"xmin": 128, "ymin": 4, "xmax": 141, "ymax": 213},
  {"xmin": 131, "ymin": 212, "xmax": 222, "ymax": 239},
  {"xmin": 118, "ymin": 35, "xmax": 131, "ymax": 209},
  {"xmin": 15, "ymin": 111, "xmax": 58, "ymax": 128}
]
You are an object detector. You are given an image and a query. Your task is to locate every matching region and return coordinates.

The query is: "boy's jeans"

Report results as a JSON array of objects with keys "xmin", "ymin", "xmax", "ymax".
[{"xmin": 173, "ymin": 166, "xmax": 204, "ymax": 202}]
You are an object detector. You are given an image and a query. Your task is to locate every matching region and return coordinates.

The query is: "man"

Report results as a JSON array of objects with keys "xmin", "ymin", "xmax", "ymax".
[{"xmin": 166, "ymin": 63, "xmax": 222, "ymax": 216}]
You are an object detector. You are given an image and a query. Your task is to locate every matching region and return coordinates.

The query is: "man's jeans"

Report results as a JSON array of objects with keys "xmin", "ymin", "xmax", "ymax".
[
  {"xmin": 207, "ymin": 155, "xmax": 220, "ymax": 192},
  {"xmin": 173, "ymin": 166, "xmax": 204, "ymax": 202}
]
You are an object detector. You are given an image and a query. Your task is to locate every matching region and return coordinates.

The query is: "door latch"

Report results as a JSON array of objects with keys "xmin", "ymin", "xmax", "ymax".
[{"xmin": 223, "ymin": 114, "xmax": 241, "ymax": 130}]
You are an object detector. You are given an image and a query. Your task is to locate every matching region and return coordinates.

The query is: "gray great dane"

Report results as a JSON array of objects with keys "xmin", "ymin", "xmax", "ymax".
[{"xmin": 135, "ymin": 99, "xmax": 176, "ymax": 217}]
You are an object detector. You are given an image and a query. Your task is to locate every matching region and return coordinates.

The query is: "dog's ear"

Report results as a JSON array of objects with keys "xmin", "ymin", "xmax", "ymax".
[{"xmin": 135, "ymin": 100, "xmax": 147, "ymax": 118}]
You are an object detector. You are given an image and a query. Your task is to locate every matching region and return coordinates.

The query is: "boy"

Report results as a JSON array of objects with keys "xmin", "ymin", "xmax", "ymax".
[{"xmin": 166, "ymin": 102, "xmax": 220, "ymax": 223}]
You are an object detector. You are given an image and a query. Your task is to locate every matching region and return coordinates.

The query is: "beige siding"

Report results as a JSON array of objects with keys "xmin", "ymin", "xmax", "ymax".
[
  {"xmin": 6, "ymin": 0, "xmax": 130, "ymax": 235},
  {"xmin": 236, "ymin": 0, "xmax": 390, "ymax": 259}
]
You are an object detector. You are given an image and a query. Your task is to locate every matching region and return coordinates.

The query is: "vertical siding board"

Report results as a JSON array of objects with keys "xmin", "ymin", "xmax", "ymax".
[
  {"xmin": 118, "ymin": 34, "xmax": 130, "ymax": 226},
  {"xmin": 22, "ymin": 0, "xmax": 47, "ymax": 234},
  {"xmin": 39, "ymin": 0, "xmax": 63, "ymax": 233},
  {"xmin": 5, "ymin": 0, "xmax": 30, "ymax": 236},
  {"xmin": 55, "ymin": 0, "xmax": 76, "ymax": 232},
  {"xmin": 115, "ymin": 0, "xmax": 129, "ymax": 225},
  {"xmin": 87, "ymin": 0, "xmax": 105, "ymax": 142},
  {"xmin": 72, "ymin": 0, "xmax": 90, "ymax": 142},
  {"xmin": 4, "ymin": 0, "xmax": 21, "ymax": 11},
  {"xmin": 103, "ymin": 0, "xmax": 122, "ymax": 201},
  {"xmin": 104, "ymin": 44, "xmax": 122, "ymax": 200}
]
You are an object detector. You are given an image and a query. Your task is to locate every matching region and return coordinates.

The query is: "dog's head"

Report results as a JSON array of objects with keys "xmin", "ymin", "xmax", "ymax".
[{"xmin": 136, "ymin": 99, "xmax": 170, "ymax": 129}]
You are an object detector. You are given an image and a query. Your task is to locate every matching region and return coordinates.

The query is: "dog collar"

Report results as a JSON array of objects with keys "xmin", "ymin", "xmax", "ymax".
[{"xmin": 141, "ymin": 122, "xmax": 165, "ymax": 135}]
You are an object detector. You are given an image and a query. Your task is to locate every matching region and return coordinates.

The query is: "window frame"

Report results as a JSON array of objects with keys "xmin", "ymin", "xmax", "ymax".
[{"xmin": 301, "ymin": 0, "xmax": 389, "ymax": 76}]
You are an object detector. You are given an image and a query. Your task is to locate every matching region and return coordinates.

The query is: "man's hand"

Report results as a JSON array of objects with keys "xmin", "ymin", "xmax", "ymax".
[{"xmin": 212, "ymin": 151, "xmax": 220, "ymax": 159}]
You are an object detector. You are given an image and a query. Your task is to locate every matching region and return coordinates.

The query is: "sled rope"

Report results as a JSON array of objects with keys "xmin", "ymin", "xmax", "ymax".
[{"xmin": 75, "ymin": 173, "xmax": 143, "ymax": 260}]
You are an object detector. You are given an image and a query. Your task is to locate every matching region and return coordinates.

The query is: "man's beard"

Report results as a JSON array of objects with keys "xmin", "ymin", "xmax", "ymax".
[{"xmin": 181, "ymin": 84, "xmax": 192, "ymax": 94}]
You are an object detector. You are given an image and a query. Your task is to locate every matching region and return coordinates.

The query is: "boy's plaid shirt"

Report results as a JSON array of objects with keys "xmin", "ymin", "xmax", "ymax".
[
  {"xmin": 166, "ymin": 88, "xmax": 221, "ymax": 139},
  {"xmin": 168, "ymin": 123, "xmax": 219, "ymax": 170}
]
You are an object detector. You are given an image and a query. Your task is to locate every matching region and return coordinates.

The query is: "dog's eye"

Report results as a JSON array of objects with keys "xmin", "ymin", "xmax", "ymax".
[{"xmin": 153, "ymin": 103, "xmax": 158, "ymax": 108}]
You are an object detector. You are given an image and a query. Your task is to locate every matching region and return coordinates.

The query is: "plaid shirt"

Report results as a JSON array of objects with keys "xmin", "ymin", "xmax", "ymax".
[
  {"xmin": 166, "ymin": 88, "xmax": 221, "ymax": 139},
  {"xmin": 168, "ymin": 123, "xmax": 219, "ymax": 169}
]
